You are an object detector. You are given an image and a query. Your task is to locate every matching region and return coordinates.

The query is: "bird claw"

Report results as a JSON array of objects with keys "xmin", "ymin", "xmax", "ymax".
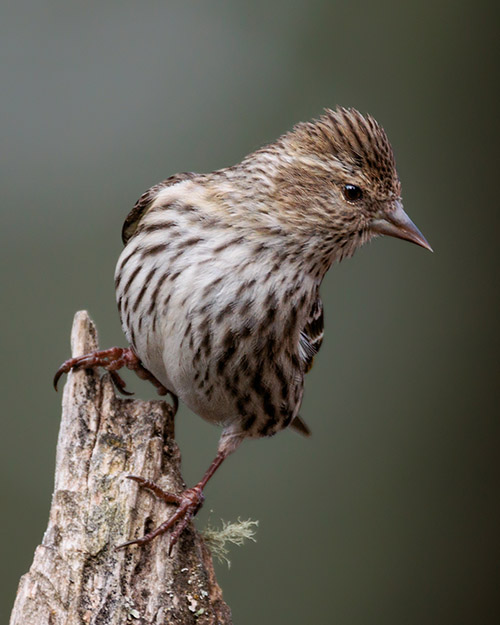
[
  {"xmin": 109, "ymin": 370, "xmax": 134, "ymax": 396},
  {"xmin": 116, "ymin": 477, "xmax": 205, "ymax": 555},
  {"xmin": 53, "ymin": 347, "xmax": 134, "ymax": 391},
  {"xmin": 53, "ymin": 346, "xmax": 176, "ymax": 408}
]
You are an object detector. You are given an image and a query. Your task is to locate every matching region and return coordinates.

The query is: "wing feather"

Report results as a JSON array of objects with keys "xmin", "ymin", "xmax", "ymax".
[
  {"xmin": 290, "ymin": 295, "xmax": 324, "ymax": 437},
  {"xmin": 300, "ymin": 295, "xmax": 324, "ymax": 373},
  {"xmin": 122, "ymin": 172, "xmax": 196, "ymax": 244}
]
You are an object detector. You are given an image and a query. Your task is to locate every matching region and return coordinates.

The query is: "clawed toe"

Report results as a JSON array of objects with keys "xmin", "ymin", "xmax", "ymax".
[
  {"xmin": 53, "ymin": 354, "xmax": 97, "ymax": 391},
  {"xmin": 125, "ymin": 475, "xmax": 182, "ymax": 505},
  {"xmin": 53, "ymin": 347, "xmax": 132, "ymax": 392},
  {"xmin": 117, "ymin": 477, "xmax": 205, "ymax": 555},
  {"xmin": 53, "ymin": 346, "xmax": 172, "ymax": 401}
]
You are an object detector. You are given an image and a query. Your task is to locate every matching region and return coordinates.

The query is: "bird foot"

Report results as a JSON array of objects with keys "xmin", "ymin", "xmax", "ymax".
[
  {"xmin": 117, "ymin": 476, "xmax": 205, "ymax": 555},
  {"xmin": 53, "ymin": 346, "xmax": 174, "ymax": 405}
]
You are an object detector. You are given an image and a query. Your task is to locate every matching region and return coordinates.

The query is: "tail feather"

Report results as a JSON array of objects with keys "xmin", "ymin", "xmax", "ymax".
[{"xmin": 290, "ymin": 415, "xmax": 311, "ymax": 437}]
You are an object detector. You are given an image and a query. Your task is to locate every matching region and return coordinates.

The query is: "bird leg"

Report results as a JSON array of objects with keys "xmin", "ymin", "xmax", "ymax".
[
  {"xmin": 53, "ymin": 346, "xmax": 174, "ymax": 405},
  {"xmin": 117, "ymin": 449, "xmax": 229, "ymax": 555}
]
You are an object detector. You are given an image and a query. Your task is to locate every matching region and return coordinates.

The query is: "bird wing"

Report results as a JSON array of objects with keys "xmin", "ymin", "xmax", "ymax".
[
  {"xmin": 122, "ymin": 172, "xmax": 196, "ymax": 244},
  {"xmin": 299, "ymin": 294, "xmax": 324, "ymax": 374},
  {"xmin": 289, "ymin": 294, "xmax": 324, "ymax": 437}
]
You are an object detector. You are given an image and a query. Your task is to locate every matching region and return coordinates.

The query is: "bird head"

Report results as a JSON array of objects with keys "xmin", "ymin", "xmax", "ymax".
[{"xmin": 269, "ymin": 107, "xmax": 432, "ymax": 258}]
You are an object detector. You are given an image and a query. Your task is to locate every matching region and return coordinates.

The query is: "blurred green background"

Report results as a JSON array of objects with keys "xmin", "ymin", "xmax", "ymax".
[{"xmin": 2, "ymin": 1, "xmax": 498, "ymax": 623}]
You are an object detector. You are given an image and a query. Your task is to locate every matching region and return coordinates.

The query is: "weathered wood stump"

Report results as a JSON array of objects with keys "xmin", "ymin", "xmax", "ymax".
[{"xmin": 10, "ymin": 311, "xmax": 232, "ymax": 625}]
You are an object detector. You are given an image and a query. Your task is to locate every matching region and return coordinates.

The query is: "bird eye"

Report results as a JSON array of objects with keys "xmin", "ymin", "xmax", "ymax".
[{"xmin": 343, "ymin": 184, "xmax": 363, "ymax": 202}]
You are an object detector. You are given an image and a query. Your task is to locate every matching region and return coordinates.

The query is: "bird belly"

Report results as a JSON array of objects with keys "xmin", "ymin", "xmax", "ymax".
[
  {"xmin": 115, "ymin": 215, "xmax": 309, "ymax": 437},
  {"xmin": 149, "ymin": 261, "xmax": 302, "ymax": 435}
]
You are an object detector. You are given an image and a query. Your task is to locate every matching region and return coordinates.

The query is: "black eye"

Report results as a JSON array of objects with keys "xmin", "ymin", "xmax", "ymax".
[{"xmin": 343, "ymin": 184, "xmax": 363, "ymax": 202}]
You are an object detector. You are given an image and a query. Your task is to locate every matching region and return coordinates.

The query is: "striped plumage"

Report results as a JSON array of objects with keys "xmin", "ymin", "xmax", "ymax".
[
  {"xmin": 115, "ymin": 173, "xmax": 318, "ymax": 446},
  {"xmin": 64, "ymin": 107, "xmax": 431, "ymax": 551}
]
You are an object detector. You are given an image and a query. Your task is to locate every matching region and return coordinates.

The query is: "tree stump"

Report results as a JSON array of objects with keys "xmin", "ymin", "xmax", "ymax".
[{"xmin": 10, "ymin": 311, "xmax": 232, "ymax": 625}]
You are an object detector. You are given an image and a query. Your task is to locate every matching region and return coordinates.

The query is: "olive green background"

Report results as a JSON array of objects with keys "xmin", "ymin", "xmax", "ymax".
[{"xmin": 1, "ymin": 1, "xmax": 498, "ymax": 623}]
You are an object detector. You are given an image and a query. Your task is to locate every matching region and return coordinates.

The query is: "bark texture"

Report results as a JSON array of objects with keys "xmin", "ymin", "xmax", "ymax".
[{"xmin": 10, "ymin": 311, "xmax": 232, "ymax": 625}]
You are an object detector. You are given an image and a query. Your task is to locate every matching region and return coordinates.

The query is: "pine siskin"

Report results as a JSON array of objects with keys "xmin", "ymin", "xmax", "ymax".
[{"xmin": 55, "ymin": 107, "xmax": 431, "ymax": 553}]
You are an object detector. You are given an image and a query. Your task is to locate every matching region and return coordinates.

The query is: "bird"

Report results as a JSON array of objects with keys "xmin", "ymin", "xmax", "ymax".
[{"xmin": 55, "ymin": 107, "xmax": 432, "ymax": 554}]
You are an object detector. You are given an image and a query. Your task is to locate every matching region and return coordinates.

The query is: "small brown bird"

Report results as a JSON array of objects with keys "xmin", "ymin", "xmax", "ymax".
[{"xmin": 55, "ymin": 107, "xmax": 431, "ymax": 554}]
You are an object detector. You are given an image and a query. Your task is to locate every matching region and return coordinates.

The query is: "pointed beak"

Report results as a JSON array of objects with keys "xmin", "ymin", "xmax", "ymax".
[{"xmin": 370, "ymin": 201, "xmax": 433, "ymax": 252}]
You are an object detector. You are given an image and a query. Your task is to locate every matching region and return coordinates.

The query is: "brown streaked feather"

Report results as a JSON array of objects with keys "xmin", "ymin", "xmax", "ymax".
[
  {"xmin": 288, "ymin": 106, "xmax": 401, "ymax": 200},
  {"xmin": 122, "ymin": 172, "xmax": 196, "ymax": 244},
  {"xmin": 301, "ymin": 295, "xmax": 324, "ymax": 373}
]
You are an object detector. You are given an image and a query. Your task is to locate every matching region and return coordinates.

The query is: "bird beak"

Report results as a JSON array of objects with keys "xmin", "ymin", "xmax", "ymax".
[{"xmin": 370, "ymin": 201, "xmax": 433, "ymax": 252}]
